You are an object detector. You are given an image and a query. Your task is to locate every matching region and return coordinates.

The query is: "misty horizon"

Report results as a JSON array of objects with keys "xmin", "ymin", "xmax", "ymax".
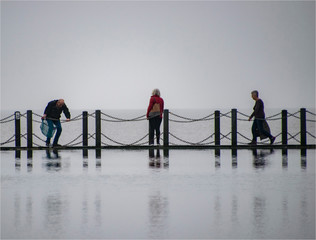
[{"xmin": 1, "ymin": 1, "xmax": 315, "ymax": 111}]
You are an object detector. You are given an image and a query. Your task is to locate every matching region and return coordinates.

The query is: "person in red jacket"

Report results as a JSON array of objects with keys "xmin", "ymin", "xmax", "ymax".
[{"xmin": 146, "ymin": 89, "xmax": 164, "ymax": 145}]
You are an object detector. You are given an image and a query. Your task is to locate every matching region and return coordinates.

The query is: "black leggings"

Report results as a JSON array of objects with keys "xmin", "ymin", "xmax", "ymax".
[{"xmin": 149, "ymin": 116, "xmax": 162, "ymax": 144}]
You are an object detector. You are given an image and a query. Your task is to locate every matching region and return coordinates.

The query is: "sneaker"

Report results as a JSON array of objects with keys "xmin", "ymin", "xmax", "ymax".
[
  {"xmin": 53, "ymin": 144, "xmax": 62, "ymax": 147},
  {"xmin": 248, "ymin": 141, "xmax": 257, "ymax": 145},
  {"xmin": 270, "ymin": 136, "xmax": 276, "ymax": 145}
]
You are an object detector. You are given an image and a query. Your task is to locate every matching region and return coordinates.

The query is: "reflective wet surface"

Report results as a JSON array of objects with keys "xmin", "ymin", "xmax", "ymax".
[{"xmin": 1, "ymin": 149, "xmax": 315, "ymax": 239}]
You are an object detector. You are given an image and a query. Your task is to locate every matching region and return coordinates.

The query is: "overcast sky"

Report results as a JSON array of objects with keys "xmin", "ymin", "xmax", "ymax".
[{"xmin": 1, "ymin": 0, "xmax": 315, "ymax": 111}]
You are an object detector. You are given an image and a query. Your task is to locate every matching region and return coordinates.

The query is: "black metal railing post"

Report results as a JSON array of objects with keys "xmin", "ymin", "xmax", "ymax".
[
  {"xmin": 163, "ymin": 109, "xmax": 169, "ymax": 147},
  {"xmin": 15, "ymin": 111, "xmax": 21, "ymax": 159},
  {"xmin": 282, "ymin": 110, "xmax": 288, "ymax": 145},
  {"xmin": 215, "ymin": 110, "xmax": 220, "ymax": 156},
  {"xmin": 27, "ymin": 110, "xmax": 33, "ymax": 159},
  {"xmin": 300, "ymin": 108, "xmax": 306, "ymax": 156},
  {"xmin": 282, "ymin": 109, "xmax": 288, "ymax": 156},
  {"xmin": 231, "ymin": 109, "xmax": 237, "ymax": 158},
  {"xmin": 163, "ymin": 109, "xmax": 169, "ymax": 157},
  {"xmin": 300, "ymin": 108, "xmax": 306, "ymax": 146},
  {"xmin": 82, "ymin": 111, "xmax": 88, "ymax": 157},
  {"xmin": 95, "ymin": 110, "xmax": 101, "ymax": 158}
]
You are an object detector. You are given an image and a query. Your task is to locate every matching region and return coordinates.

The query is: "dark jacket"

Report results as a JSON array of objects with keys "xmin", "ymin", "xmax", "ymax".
[
  {"xmin": 250, "ymin": 99, "xmax": 265, "ymax": 119},
  {"xmin": 44, "ymin": 100, "xmax": 71, "ymax": 120}
]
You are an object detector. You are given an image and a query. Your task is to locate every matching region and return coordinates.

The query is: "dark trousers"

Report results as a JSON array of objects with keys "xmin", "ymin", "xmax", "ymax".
[
  {"xmin": 252, "ymin": 119, "xmax": 273, "ymax": 142},
  {"xmin": 149, "ymin": 116, "xmax": 162, "ymax": 144},
  {"xmin": 46, "ymin": 120, "xmax": 62, "ymax": 145}
]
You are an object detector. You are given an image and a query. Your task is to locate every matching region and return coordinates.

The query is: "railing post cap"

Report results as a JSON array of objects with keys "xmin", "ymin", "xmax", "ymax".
[{"xmin": 15, "ymin": 111, "xmax": 21, "ymax": 119}]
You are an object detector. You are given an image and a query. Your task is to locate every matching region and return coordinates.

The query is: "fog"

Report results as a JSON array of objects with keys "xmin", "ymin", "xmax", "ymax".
[{"xmin": 1, "ymin": 1, "xmax": 315, "ymax": 111}]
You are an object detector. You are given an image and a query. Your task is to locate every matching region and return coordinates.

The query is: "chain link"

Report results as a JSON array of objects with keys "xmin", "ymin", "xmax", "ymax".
[
  {"xmin": 0, "ymin": 135, "xmax": 16, "ymax": 145},
  {"xmin": 101, "ymin": 112, "xmax": 146, "ymax": 122},
  {"xmin": 169, "ymin": 132, "xmax": 215, "ymax": 145},
  {"xmin": 169, "ymin": 112, "xmax": 215, "ymax": 123},
  {"xmin": 1, "ymin": 109, "xmax": 315, "ymax": 147},
  {"xmin": 101, "ymin": 133, "xmax": 149, "ymax": 146},
  {"xmin": 307, "ymin": 131, "xmax": 316, "ymax": 139},
  {"xmin": 0, "ymin": 114, "xmax": 15, "ymax": 124}
]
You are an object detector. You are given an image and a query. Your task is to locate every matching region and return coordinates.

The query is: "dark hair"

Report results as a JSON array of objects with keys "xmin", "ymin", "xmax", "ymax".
[{"xmin": 251, "ymin": 90, "xmax": 259, "ymax": 97}]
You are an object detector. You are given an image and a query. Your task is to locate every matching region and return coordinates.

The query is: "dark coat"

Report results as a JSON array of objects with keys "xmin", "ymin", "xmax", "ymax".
[
  {"xmin": 255, "ymin": 120, "xmax": 271, "ymax": 140},
  {"xmin": 44, "ymin": 100, "xmax": 70, "ymax": 120},
  {"xmin": 250, "ymin": 99, "xmax": 265, "ymax": 119}
]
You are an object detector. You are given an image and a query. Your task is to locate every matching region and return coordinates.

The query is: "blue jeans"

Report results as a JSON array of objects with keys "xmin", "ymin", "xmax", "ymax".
[
  {"xmin": 252, "ymin": 119, "xmax": 273, "ymax": 141},
  {"xmin": 46, "ymin": 120, "xmax": 62, "ymax": 145}
]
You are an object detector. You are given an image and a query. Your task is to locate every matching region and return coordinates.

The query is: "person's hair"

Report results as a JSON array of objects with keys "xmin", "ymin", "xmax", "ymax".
[
  {"xmin": 152, "ymin": 89, "xmax": 161, "ymax": 97},
  {"xmin": 251, "ymin": 90, "xmax": 259, "ymax": 97}
]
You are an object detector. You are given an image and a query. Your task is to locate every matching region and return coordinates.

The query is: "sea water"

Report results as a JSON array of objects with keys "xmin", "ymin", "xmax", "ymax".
[{"xmin": 1, "ymin": 149, "xmax": 315, "ymax": 239}]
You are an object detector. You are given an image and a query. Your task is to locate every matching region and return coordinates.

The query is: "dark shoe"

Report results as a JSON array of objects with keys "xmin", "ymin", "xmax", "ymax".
[
  {"xmin": 270, "ymin": 137, "xmax": 276, "ymax": 145},
  {"xmin": 53, "ymin": 144, "xmax": 62, "ymax": 147},
  {"xmin": 248, "ymin": 141, "xmax": 257, "ymax": 145}
]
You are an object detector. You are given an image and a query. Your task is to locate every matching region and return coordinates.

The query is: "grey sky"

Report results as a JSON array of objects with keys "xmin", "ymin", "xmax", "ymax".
[{"xmin": 1, "ymin": 1, "xmax": 315, "ymax": 111}]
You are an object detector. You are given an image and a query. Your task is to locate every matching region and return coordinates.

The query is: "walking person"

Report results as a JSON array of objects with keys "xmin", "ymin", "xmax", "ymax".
[
  {"xmin": 248, "ymin": 91, "xmax": 276, "ymax": 145},
  {"xmin": 42, "ymin": 99, "xmax": 71, "ymax": 147},
  {"xmin": 146, "ymin": 89, "xmax": 164, "ymax": 145}
]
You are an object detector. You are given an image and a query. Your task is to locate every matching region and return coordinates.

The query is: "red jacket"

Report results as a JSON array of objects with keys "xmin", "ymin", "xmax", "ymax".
[{"xmin": 146, "ymin": 95, "xmax": 164, "ymax": 118}]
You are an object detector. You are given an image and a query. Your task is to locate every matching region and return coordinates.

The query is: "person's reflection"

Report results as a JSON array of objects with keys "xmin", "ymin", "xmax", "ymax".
[
  {"xmin": 253, "ymin": 196, "xmax": 266, "ymax": 235},
  {"xmin": 149, "ymin": 149, "xmax": 168, "ymax": 168},
  {"xmin": 45, "ymin": 193, "xmax": 64, "ymax": 235},
  {"xmin": 148, "ymin": 191, "xmax": 169, "ymax": 238},
  {"xmin": 46, "ymin": 149, "xmax": 60, "ymax": 159},
  {"xmin": 252, "ymin": 149, "xmax": 274, "ymax": 168},
  {"xmin": 45, "ymin": 149, "xmax": 61, "ymax": 171},
  {"xmin": 215, "ymin": 155, "xmax": 221, "ymax": 168}
]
